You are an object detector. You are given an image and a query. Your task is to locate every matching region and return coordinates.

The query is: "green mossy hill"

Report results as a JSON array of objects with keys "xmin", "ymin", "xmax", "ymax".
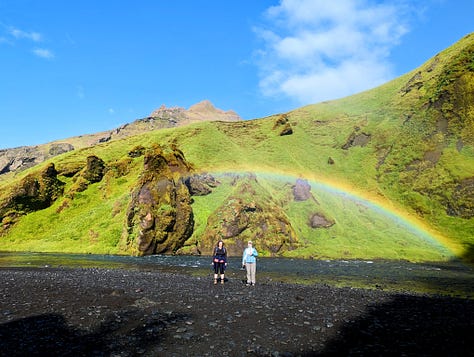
[{"xmin": 0, "ymin": 33, "xmax": 473, "ymax": 262}]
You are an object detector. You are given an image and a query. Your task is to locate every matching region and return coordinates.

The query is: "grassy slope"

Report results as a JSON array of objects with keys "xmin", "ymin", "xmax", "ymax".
[{"xmin": 1, "ymin": 35, "xmax": 473, "ymax": 261}]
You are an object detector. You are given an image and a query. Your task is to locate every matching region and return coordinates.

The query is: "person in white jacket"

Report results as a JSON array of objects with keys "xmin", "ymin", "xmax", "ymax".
[{"xmin": 242, "ymin": 240, "xmax": 258, "ymax": 286}]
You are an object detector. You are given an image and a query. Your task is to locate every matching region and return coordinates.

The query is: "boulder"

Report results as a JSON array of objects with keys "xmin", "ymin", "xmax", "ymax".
[
  {"xmin": 293, "ymin": 179, "xmax": 312, "ymax": 201},
  {"xmin": 82, "ymin": 155, "xmax": 106, "ymax": 183},
  {"xmin": 309, "ymin": 213, "xmax": 335, "ymax": 228},
  {"xmin": 184, "ymin": 173, "xmax": 219, "ymax": 196}
]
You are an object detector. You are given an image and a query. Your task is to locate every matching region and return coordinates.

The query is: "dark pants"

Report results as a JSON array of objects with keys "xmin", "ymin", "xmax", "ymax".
[{"xmin": 214, "ymin": 262, "xmax": 225, "ymax": 274}]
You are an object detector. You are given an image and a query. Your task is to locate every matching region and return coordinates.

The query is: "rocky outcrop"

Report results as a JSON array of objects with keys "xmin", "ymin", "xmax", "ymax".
[
  {"xmin": 272, "ymin": 114, "xmax": 293, "ymax": 136},
  {"xmin": 123, "ymin": 145, "xmax": 197, "ymax": 255},
  {"xmin": 82, "ymin": 156, "xmax": 106, "ymax": 184},
  {"xmin": 0, "ymin": 143, "xmax": 74, "ymax": 175},
  {"xmin": 342, "ymin": 129, "xmax": 371, "ymax": 149},
  {"xmin": 198, "ymin": 174, "xmax": 299, "ymax": 256},
  {"xmin": 65, "ymin": 156, "xmax": 107, "ymax": 196},
  {"xmin": 309, "ymin": 213, "xmax": 335, "ymax": 228},
  {"xmin": 184, "ymin": 173, "xmax": 219, "ymax": 196},
  {"xmin": 0, "ymin": 163, "xmax": 64, "ymax": 231}
]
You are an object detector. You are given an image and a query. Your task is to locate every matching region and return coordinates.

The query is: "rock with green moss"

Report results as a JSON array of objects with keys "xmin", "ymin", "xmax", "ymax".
[
  {"xmin": 123, "ymin": 145, "xmax": 195, "ymax": 255},
  {"xmin": 0, "ymin": 163, "xmax": 64, "ymax": 231},
  {"xmin": 198, "ymin": 174, "xmax": 299, "ymax": 256}
]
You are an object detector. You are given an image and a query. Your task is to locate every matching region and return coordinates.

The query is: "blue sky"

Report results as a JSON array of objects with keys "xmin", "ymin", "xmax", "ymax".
[{"xmin": 1, "ymin": 0, "xmax": 473, "ymax": 149}]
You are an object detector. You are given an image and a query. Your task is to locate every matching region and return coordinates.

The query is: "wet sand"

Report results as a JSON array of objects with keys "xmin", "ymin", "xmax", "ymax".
[{"xmin": 1, "ymin": 267, "xmax": 473, "ymax": 356}]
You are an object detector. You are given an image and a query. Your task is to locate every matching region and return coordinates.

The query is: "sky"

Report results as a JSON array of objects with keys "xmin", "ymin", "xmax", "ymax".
[{"xmin": 1, "ymin": 0, "xmax": 473, "ymax": 149}]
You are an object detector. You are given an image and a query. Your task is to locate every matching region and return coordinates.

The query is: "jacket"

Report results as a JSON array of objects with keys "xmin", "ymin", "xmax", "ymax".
[
  {"xmin": 213, "ymin": 246, "xmax": 227, "ymax": 263},
  {"xmin": 242, "ymin": 247, "xmax": 258, "ymax": 265}
]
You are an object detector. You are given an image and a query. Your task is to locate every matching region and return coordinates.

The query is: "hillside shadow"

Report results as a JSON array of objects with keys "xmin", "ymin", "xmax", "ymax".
[
  {"xmin": 311, "ymin": 250, "xmax": 474, "ymax": 356},
  {"xmin": 0, "ymin": 309, "xmax": 189, "ymax": 357},
  {"xmin": 461, "ymin": 243, "xmax": 474, "ymax": 265},
  {"xmin": 314, "ymin": 293, "xmax": 474, "ymax": 356}
]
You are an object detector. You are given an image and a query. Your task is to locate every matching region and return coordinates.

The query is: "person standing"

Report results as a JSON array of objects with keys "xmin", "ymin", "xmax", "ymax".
[
  {"xmin": 212, "ymin": 240, "xmax": 227, "ymax": 284},
  {"xmin": 242, "ymin": 240, "xmax": 258, "ymax": 286}
]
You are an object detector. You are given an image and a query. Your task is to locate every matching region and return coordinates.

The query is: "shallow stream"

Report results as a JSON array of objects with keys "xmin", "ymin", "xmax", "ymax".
[{"xmin": 1, "ymin": 252, "xmax": 473, "ymax": 297}]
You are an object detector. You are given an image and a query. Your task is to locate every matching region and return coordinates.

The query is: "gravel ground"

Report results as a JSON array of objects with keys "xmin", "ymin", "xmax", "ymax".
[{"xmin": 1, "ymin": 267, "xmax": 473, "ymax": 356}]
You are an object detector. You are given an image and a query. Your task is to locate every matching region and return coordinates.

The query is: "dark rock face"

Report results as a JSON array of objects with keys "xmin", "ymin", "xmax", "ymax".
[
  {"xmin": 124, "ymin": 145, "xmax": 195, "ymax": 255},
  {"xmin": 0, "ymin": 147, "xmax": 44, "ymax": 175},
  {"xmin": 48, "ymin": 143, "xmax": 74, "ymax": 156},
  {"xmin": 0, "ymin": 144, "xmax": 74, "ymax": 175}
]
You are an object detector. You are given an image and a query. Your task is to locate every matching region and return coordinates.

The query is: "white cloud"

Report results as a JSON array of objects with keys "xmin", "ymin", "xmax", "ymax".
[
  {"xmin": 32, "ymin": 48, "xmax": 54, "ymax": 59},
  {"xmin": 9, "ymin": 27, "xmax": 42, "ymax": 42},
  {"xmin": 255, "ymin": 0, "xmax": 412, "ymax": 104},
  {"xmin": 2, "ymin": 25, "xmax": 55, "ymax": 59},
  {"xmin": 108, "ymin": 108, "xmax": 115, "ymax": 114}
]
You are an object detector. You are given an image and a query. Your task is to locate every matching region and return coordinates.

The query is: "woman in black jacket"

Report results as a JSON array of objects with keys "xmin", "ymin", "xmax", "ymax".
[{"xmin": 212, "ymin": 240, "xmax": 227, "ymax": 284}]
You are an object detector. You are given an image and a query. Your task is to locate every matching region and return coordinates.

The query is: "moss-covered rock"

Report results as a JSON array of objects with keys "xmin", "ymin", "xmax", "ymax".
[
  {"xmin": 0, "ymin": 163, "xmax": 64, "ymax": 231},
  {"xmin": 198, "ymin": 174, "xmax": 299, "ymax": 256},
  {"xmin": 123, "ymin": 145, "xmax": 195, "ymax": 255},
  {"xmin": 82, "ymin": 155, "xmax": 106, "ymax": 183}
]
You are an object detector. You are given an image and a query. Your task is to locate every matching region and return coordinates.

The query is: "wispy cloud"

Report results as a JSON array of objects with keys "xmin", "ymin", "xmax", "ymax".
[
  {"xmin": 33, "ymin": 48, "xmax": 55, "ymax": 59},
  {"xmin": 9, "ymin": 27, "xmax": 42, "ymax": 42},
  {"xmin": 1, "ymin": 25, "xmax": 54, "ymax": 59},
  {"xmin": 254, "ymin": 0, "xmax": 413, "ymax": 104}
]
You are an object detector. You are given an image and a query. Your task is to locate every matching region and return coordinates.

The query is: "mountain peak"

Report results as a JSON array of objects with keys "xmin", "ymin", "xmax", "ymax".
[
  {"xmin": 185, "ymin": 100, "xmax": 241, "ymax": 122},
  {"xmin": 188, "ymin": 100, "xmax": 216, "ymax": 112}
]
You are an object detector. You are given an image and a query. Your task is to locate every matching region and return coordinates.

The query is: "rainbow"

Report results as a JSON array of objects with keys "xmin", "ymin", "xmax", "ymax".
[{"xmin": 201, "ymin": 165, "xmax": 462, "ymax": 259}]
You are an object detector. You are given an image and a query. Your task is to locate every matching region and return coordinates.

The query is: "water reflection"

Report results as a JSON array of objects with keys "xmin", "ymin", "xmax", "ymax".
[{"xmin": 0, "ymin": 252, "xmax": 473, "ymax": 297}]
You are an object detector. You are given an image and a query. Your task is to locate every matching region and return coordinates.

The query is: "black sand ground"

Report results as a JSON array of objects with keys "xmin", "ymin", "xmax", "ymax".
[{"xmin": 1, "ymin": 267, "xmax": 473, "ymax": 356}]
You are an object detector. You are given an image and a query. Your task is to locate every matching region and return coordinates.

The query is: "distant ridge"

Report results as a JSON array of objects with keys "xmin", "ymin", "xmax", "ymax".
[
  {"xmin": 0, "ymin": 100, "xmax": 242, "ymax": 176},
  {"xmin": 151, "ymin": 100, "xmax": 241, "ymax": 124}
]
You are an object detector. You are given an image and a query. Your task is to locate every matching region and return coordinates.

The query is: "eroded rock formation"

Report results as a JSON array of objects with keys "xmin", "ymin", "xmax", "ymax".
[
  {"xmin": 198, "ymin": 174, "xmax": 299, "ymax": 256},
  {"xmin": 123, "ymin": 145, "xmax": 197, "ymax": 255},
  {"xmin": 0, "ymin": 163, "xmax": 65, "ymax": 231}
]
